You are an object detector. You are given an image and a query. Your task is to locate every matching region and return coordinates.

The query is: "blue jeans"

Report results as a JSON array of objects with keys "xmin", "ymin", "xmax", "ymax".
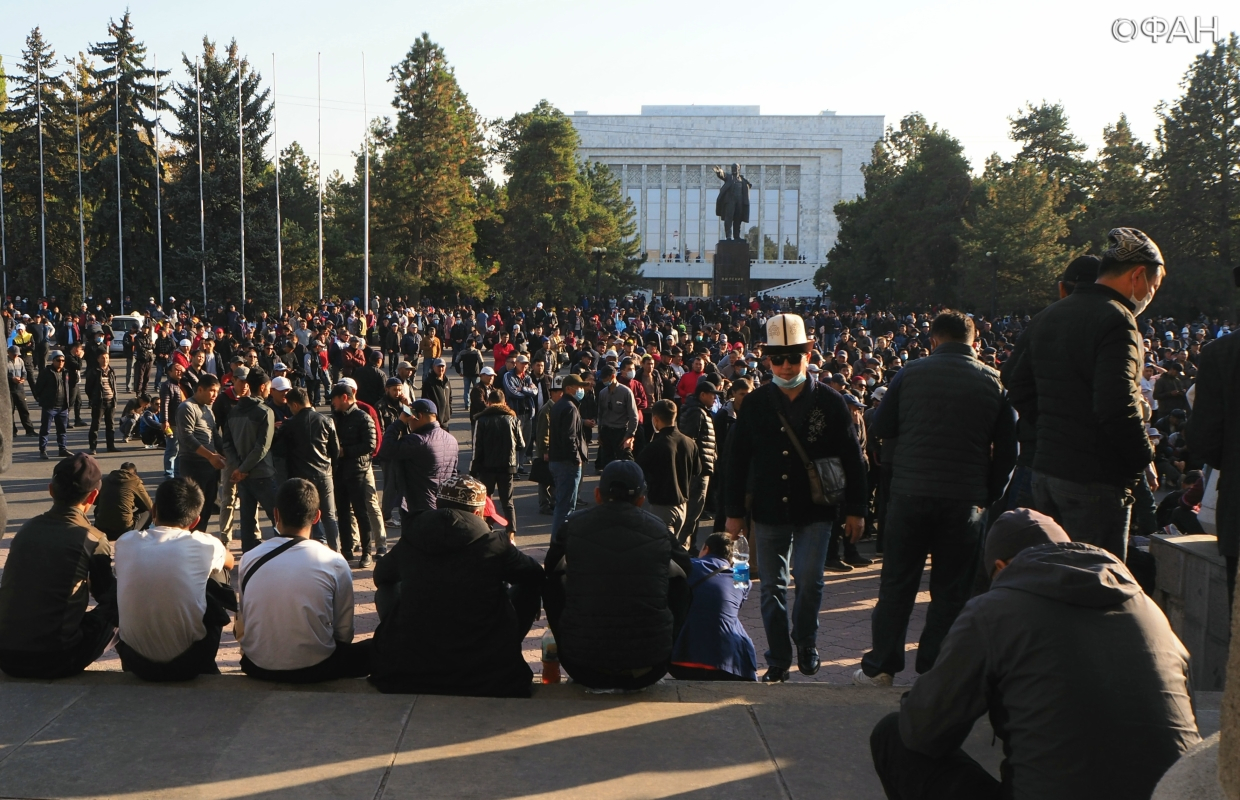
[
  {"xmin": 753, "ymin": 519, "xmax": 832, "ymax": 670},
  {"xmin": 237, "ymin": 475, "xmax": 278, "ymax": 552},
  {"xmin": 1031, "ymin": 471, "xmax": 1133, "ymax": 561},
  {"xmin": 861, "ymin": 494, "xmax": 985, "ymax": 677},
  {"xmin": 39, "ymin": 407, "xmax": 68, "ymax": 452},
  {"xmin": 164, "ymin": 434, "xmax": 179, "ymax": 478},
  {"xmin": 549, "ymin": 461, "xmax": 582, "ymax": 544}
]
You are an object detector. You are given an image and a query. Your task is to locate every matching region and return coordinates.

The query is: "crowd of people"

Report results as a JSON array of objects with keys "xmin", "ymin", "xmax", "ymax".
[{"xmin": 1, "ymin": 224, "xmax": 1237, "ymax": 798}]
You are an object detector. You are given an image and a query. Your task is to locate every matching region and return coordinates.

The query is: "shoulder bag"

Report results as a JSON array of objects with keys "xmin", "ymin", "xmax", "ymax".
[
  {"xmin": 776, "ymin": 410, "xmax": 846, "ymax": 507},
  {"xmin": 234, "ymin": 538, "xmax": 300, "ymax": 640}
]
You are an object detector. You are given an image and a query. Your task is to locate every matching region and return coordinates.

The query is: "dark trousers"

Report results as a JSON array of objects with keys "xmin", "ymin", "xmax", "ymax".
[
  {"xmin": 241, "ymin": 639, "xmax": 373, "ymax": 684},
  {"xmin": 132, "ymin": 360, "xmax": 151, "ymax": 396},
  {"xmin": 9, "ymin": 381, "xmax": 34, "ymax": 433},
  {"xmin": 870, "ymin": 712, "xmax": 1000, "ymax": 800},
  {"xmin": 117, "ymin": 626, "xmax": 222, "ymax": 681},
  {"xmin": 477, "ymin": 470, "xmax": 517, "ymax": 533},
  {"xmin": 71, "ymin": 382, "xmax": 83, "ymax": 424},
  {"xmin": 595, "ymin": 426, "xmax": 632, "ymax": 471},
  {"xmin": 334, "ymin": 471, "xmax": 377, "ymax": 556},
  {"xmin": 237, "ymin": 475, "xmax": 278, "ymax": 552},
  {"xmin": 861, "ymin": 494, "xmax": 984, "ymax": 677},
  {"xmin": 0, "ymin": 605, "xmax": 116, "ymax": 679},
  {"xmin": 89, "ymin": 399, "xmax": 116, "ymax": 450},
  {"xmin": 39, "ymin": 406, "xmax": 68, "ymax": 452},
  {"xmin": 181, "ymin": 461, "xmax": 221, "ymax": 533}
]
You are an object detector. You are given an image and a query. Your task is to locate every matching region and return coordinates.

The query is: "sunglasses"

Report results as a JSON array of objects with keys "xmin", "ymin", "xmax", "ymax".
[{"xmin": 769, "ymin": 353, "xmax": 804, "ymax": 366}]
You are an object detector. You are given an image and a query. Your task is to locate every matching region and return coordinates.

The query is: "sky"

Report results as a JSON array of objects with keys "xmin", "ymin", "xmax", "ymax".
[{"xmin": 0, "ymin": 0, "xmax": 1229, "ymax": 180}]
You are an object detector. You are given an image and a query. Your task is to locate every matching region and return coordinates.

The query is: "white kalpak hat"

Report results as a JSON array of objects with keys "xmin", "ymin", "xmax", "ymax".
[{"xmin": 765, "ymin": 314, "xmax": 811, "ymax": 355}]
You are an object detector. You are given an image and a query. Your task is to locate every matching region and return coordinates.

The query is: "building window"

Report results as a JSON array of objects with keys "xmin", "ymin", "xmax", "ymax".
[
  {"xmin": 664, "ymin": 188, "xmax": 681, "ymax": 258},
  {"xmin": 685, "ymin": 188, "xmax": 701, "ymax": 261},
  {"xmin": 782, "ymin": 188, "xmax": 799, "ymax": 261},
  {"xmin": 646, "ymin": 188, "xmax": 661, "ymax": 262}
]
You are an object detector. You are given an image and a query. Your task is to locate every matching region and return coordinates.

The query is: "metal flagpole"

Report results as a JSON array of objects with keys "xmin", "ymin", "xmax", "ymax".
[
  {"xmin": 153, "ymin": 55, "xmax": 164, "ymax": 306},
  {"xmin": 317, "ymin": 52, "xmax": 323, "ymax": 301},
  {"xmin": 272, "ymin": 53, "xmax": 283, "ymax": 313},
  {"xmin": 36, "ymin": 58, "xmax": 47, "ymax": 296},
  {"xmin": 238, "ymin": 61, "xmax": 246, "ymax": 310},
  {"xmin": 0, "ymin": 124, "xmax": 7, "ymax": 300},
  {"xmin": 196, "ymin": 59, "xmax": 206, "ymax": 309},
  {"xmin": 362, "ymin": 52, "xmax": 369, "ymax": 316},
  {"xmin": 115, "ymin": 59, "xmax": 125, "ymax": 308},
  {"xmin": 75, "ymin": 88, "xmax": 87, "ymax": 303}
]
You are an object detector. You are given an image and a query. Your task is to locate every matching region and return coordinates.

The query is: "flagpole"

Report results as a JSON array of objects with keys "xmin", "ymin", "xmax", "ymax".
[
  {"xmin": 153, "ymin": 54, "xmax": 164, "ymax": 307},
  {"xmin": 75, "ymin": 87, "xmax": 87, "ymax": 304},
  {"xmin": 272, "ymin": 53, "xmax": 283, "ymax": 314},
  {"xmin": 196, "ymin": 59, "xmax": 206, "ymax": 310},
  {"xmin": 115, "ymin": 59, "xmax": 125, "ymax": 309},
  {"xmin": 0, "ymin": 122, "xmax": 8, "ymax": 300},
  {"xmin": 362, "ymin": 51, "xmax": 369, "ymax": 317},
  {"xmin": 36, "ymin": 58, "xmax": 47, "ymax": 297},
  {"xmin": 238, "ymin": 61, "xmax": 246, "ymax": 311},
  {"xmin": 317, "ymin": 52, "xmax": 323, "ymax": 301}
]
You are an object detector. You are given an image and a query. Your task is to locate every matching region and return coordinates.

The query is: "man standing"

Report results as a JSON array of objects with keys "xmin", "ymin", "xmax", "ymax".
[
  {"xmin": 531, "ymin": 376, "xmax": 564, "ymax": 515},
  {"xmin": 471, "ymin": 390, "xmax": 524, "ymax": 538},
  {"xmin": 594, "ymin": 364, "xmax": 638, "ymax": 470},
  {"xmin": 676, "ymin": 378, "xmax": 719, "ymax": 550},
  {"xmin": 547, "ymin": 374, "xmax": 589, "ymax": 543},
  {"xmin": 33, "ymin": 349, "xmax": 72, "ymax": 460},
  {"xmin": 159, "ymin": 362, "xmax": 186, "ymax": 479},
  {"xmin": 1005, "ymin": 228, "xmax": 1165, "ymax": 559},
  {"xmin": 283, "ymin": 387, "xmax": 341, "ymax": 549},
  {"xmin": 637, "ymin": 400, "xmax": 698, "ymax": 537},
  {"xmin": 855, "ymin": 311, "xmax": 1017, "ymax": 686},
  {"xmin": 421, "ymin": 358, "xmax": 453, "ymax": 431},
  {"xmin": 174, "ymin": 373, "xmax": 225, "ymax": 533},
  {"xmin": 379, "ymin": 398, "xmax": 459, "ymax": 526},
  {"xmin": 330, "ymin": 384, "xmax": 386, "ymax": 567},
  {"xmin": 84, "ymin": 350, "xmax": 119, "ymax": 455},
  {"xmin": 725, "ymin": 314, "xmax": 867, "ymax": 682},
  {"xmin": 7, "ymin": 346, "xmax": 36, "ymax": 437},
  {"xmin": 501, "ymin": 354, "xmax": 537, "ymax": 470},
  {"xmin": 222, "ymin": 370, "xmax": 278, "ymax": 553}
]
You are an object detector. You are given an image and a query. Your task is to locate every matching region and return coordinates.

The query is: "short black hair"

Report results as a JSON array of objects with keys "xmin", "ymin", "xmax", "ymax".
[
  {"xmin": 137, "ymin": 393, "xmax": 151, "ymax": 404},
  {"xmin": 196, "ymin": 373, "xmax": 220, "ymax": 391},
  {"xmin": 276, "ymin": 478, "xmax": 320, "ymax": 530},
  {"xmin": 929, "ymin": 310, "xmax": 975, "ymax": 344},
  {"xmin": 651, "ymin": 399, "xmax": 677, "ymax": 424},
  {"xmin": 285, "ymin": 387, "xmax": 309, "ymax": 406},
  {"xmin": 246, "ymin": 369, "xmax": 271, "ymax": 393},
  {"xmin": 702, "ymin": 533, "xmax": 731, "ymax": 559},
  {"xmin": 154, "ymin": 478, "xmax": 205, "ymax": 529}
]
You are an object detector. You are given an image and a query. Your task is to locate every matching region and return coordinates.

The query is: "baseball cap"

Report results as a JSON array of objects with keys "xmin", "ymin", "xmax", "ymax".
[
  {"xmin": 52, "ymin": 453, "xmax": 102, "ymax": 497},
  {"xmin": 411, "ymin": 398, "xmax": 438, "ymax": 416},
  {"xmin": 431, "ymin": 358, "xmax": 446, "ymax": 367},
  {"xmin": 179, "ymin": 339, "xmax": 192, "ymax": 347},
  {"xmin": 562, "ymin": 374, "xmax": 585, "ymax": 388},
  {"xmin": 483, "ymin": 496, "xmax": 508, "ymax": 528},
  {"xmin": 695, "ymin": 377, "xmax": 719, "ymax": 395},
  {"xmin": 337, "ymin": 378, "xmax": 358, "ymax": 391},
  {"xmin": 272, "ymin": 362, "xmax": 288, "ymax": 372},
  {"xmin": 232, "ymin": 366, "xmax": 250, "ymax": 381},
  {"xmin": 983, "ymin": 509, "xmax": 1070, "ymax": 574},
  {"xmin": 480, "ymin": 366, "xmax": 496, "ymax": 376},
  {"xmin": 599, "ymin": 460, "xmax": 647, "ymax": 502},
  {"xmin": 329, "ymin": 384, "xmax": 354, "ymax": 398},
  {"xmin": 397, "ymin": 360, "xmax": 413, "ymax": 371},
  {"xmin": 516, "ymin": 354, "xmax": 530, "ymax": 363},
  {"xmin": 1060, "ymin": 254, "xmax": 1101, "ymax": 285},
  {"xmin": 270, "ymin": 376, "xmax": 292, "ymax": 392}
]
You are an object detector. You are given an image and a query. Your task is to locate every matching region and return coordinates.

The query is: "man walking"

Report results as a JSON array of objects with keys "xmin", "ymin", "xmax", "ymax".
[
  {"xmin": 33, "ymin": 349, "xmax": 72, "ymax": 460},
  {"xmin": 84, "ymin": 350, "xmax": 119, "ymax": 455},
  {"xmin": 855, "ymin": 311, "xmax": 1017, "ymax": 686},
  {"xmin": 1005, "ymin": 228, "xmax": 1165, "ymax": 559}
]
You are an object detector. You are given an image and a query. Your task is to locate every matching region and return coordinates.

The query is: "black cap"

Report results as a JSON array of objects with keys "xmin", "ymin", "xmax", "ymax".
[
  {"xmin": 386, "ymin": 377, "xmax": 404, "ymax": 388},
  {"xmin": 1060, "ymin": 254, "xmax": 1101, "ymax": 285},
  {"xmin": 330, "ymin": 384, "xmax": 354, "ymax": 398},
  {"xmin": 983, "ymin": 509, "xmax": 1070, "ymax": 572},
  {"xmin": 599, "ymin": 461, "xmax": 647, "ymax": 501},
  {"xmin": 52, "ymin": 453, "xmax": 102, "ymax": 496}
]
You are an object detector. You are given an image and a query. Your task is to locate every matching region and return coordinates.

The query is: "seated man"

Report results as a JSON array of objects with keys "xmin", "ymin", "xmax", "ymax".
[
  {"xmin": 237, "ymin": 478, "xmax": 370, "ymax": 683},
  {"xmin": 114, "ymin": 478, "xmax": 234, "ymax": 681},
  {"xmin": 369, "ymin": 475, "xmax": 543, "ymax": 697},
  {"xmin": 0, "ymin": 454, "xmax": 117, "ymax": 678},
  {"xmin": 669, "ymin": 533, "xmax": 757, "ymax": 681},
  {"xmin": 94, "ymin": 462, "xmax": 154, "ymax": 541},
  {"xmin": 543, "ymin": 461, "xmax": 691, "ymax": 691},
  {"xmin": 870, "ymin": 508, "xmax": 1201, "ymax": 800}
]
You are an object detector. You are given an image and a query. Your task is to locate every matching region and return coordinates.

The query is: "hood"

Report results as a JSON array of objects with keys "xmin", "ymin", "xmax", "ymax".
[
  {"xmin": 411, "ymin": 508, "xmax": 491, "ymax": 556},
  {"xmin": 235, "ymin": 396, "xmax": 265, "ymax": 414},
  {"xmin": 479, "ymin": 403, "xmax": 515, "ymax": 418},
  {"xmin": 991, "ymin": 542, "xmax": 1140, "ymax": 608}
]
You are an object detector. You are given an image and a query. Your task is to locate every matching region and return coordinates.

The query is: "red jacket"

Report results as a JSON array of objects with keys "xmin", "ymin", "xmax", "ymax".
[{"xmin": 677, "ymin": 369, "xmax": 704, "ymax": 402}]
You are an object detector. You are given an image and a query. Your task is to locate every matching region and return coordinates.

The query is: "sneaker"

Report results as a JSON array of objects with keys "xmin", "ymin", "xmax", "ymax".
[
  {"xmin": 824, "ymin": 560, "xmax": 854, "ymax": 573},
  {"xmin": 852, "ymin": 668, "xmax": 893, "ymax": 687},
  {"xmin": 88, "ymin": 449, "xmax": 97, "ymax": 456},
  {"xmin": 144, "ymin": 444, "xmax": 155, "ymax": 450},
  {"xmin": 387, "ymin": 515, "xmax": 401, "ymax": 528}
]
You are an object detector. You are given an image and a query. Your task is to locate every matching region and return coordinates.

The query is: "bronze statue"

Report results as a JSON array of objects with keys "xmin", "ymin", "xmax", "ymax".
[{"xmin": 713, "ymin": 163, "xmax": 752, "ymax": 241}]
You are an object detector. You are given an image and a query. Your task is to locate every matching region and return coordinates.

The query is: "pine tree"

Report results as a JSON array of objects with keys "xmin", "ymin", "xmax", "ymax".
[
  {"xmin": 1008, "ymin": 101, "xmax": 1093, "ymax": 248},
  {"xmin": 274, "ymin": 141, "xmax": 323, "ymax": 306},
  {"xmin": 1085, "ymin": 115, "xmax": 1154, "ymax": 246}
]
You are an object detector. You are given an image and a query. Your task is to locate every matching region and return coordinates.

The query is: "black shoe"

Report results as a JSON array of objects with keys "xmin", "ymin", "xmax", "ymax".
[
  {"xmin": 25, "ymin": 429, "xmax": 37, "ymax": 437},
  {"xmin": 40, "ymin": 450, "xmax": 49, "ymax": 460},
  {"xmin": 538, "ymin": 507, "xmax": 553, "ymax": 516},
  {"xmin": 761, "ymin": 666, "xmax": 790, "ymax": 683},
  {"xmin": 106, "ymin": 446, "xmax": 118, "ymax": 453},
  {"xmin": 797, "ymin": 646, "xmax": 820, "ymax": 676},
  {"xmin": 824, "ymin": 560, "xmax": 854, "ymax": 573},
  {"xmin": 357, "ymin": 554, "xmax": 374, "ymax": 569},
  {"xmin": 58, "ymin": 449, "xmax": 72, "ymax": 458},
  {"xmin": 844, "ymin": 552, "xmax": 873, "ymax": 567}
]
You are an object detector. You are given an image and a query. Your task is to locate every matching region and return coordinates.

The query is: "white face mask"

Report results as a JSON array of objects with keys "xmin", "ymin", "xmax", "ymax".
[{"xmin": 1130, "ymin": 271, "xmax": 1155, "ymax": 316}]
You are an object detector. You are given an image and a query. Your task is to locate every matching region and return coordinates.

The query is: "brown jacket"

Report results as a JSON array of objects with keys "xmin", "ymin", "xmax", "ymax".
[{"xmin": 94, "ymin": 466, "xmax": 154, "ymax": 540}]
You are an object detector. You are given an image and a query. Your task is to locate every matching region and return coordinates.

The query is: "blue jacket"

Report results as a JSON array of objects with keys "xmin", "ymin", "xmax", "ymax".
[{"xmin": 671, "ymin": 556, "xmax": 757, "ymax": 680}]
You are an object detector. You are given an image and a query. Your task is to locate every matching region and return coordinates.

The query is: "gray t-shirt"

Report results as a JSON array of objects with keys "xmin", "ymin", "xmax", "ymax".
[{"xmin": 175, "ymin": 400, "xmax": 219, "ymax": 468}]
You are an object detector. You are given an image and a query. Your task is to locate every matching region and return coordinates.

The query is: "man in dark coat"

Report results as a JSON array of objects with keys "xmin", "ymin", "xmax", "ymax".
[
  {"xmin": 378, "ymin": 398, "xmax": 459, "ymax": 527},
  {"xmin": 676, "ymin": 378, "xmax": 718, "ymax": 550},
  {"xmin": 724, "ymin": 314, "xmax": 867, "ymax": 683},
  {"xmin": 548, "ymin": 374, "xmax": 589, "ymax": 542},
  {"xmin": 471, "ymin": 391, "xmax": 524, "ymax": 537},
  {"xmin": 330, "ymin": 383, "xmax": 386, "ymax": 567},
  {"xmin": 856, "ymin": 311, "xmax": 1017, "ymax": 686},
  {"xmin": 84, "ymin": 350, "xmax": 119, "ymax": 455},
  {"xmin": 543, "ymin": 461, "xmax": 691, "ymax": 691},
  {"xmin": 637, "ymin": 399, "xmax": 698, "ymax": 537},
  {"xmin": 33, "ymin": 349, "xmax": 72, "ymax": 459},
  {"xmin": 93, "ymin": 462, "xmax": 154, "ymax": 540},
  {"xmin": 282, "ymin": 388, "xmax": 341, "ymax": 548},
  {"xmin": 1004, "ymin": 228, "xmax": 1164, "ymax": 560},
  {"xmin": 353, "ymin": 348, "xmax": 388, "ymax": 408},
  {"xmin": 870, "ymin": 509, "xmax": 1201, "ymax": 800},
  {"xmin": 420, "ymin": 358, "xmax": 453, "ymax": 430},
  {"xmin": 370, "ymin": 475, "xmax": 543, "ymax": 697}
]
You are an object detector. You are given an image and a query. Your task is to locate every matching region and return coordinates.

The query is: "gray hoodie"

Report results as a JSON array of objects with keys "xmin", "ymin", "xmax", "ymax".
[
  {"xmin": 899, "ymin": 542, "xmax": 1201, "ymax": 800},
  {"xmin": 221, "ymin": 395, "xmax": 275, "ymax": 480}
]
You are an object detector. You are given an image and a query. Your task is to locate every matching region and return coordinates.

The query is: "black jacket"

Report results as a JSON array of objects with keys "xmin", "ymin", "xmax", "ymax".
[
  {"xmin": 899, "ymin": 543, "xmax": 1200, "ymax": 799},
  {"xmin": 1004, "ymin": 283, "xmax": 1153, "ymax": 487},
  {"xmin": 370, "ymin": 508, "xmax": 543, "ymax": 697},
  {"xmin": 84, "ymin": 366, "xmax": 117, "ymax": 405},
  {"xmin": 353, "ymin": 364, "xmax": 388, "ymax": 408},
  {"xmin": 636, "ymin": 426, "xmax": 698, "ymax": 506},
  {"xmin": 548, "ymin": 501, "xmax": 692, "ymax": 670},
  {"xmin": 725, "ymin": 381, "xmax": 868, "ymax": 523},
  {"xmin": 332, "ymin": 404, "xmax": 376, "ymax": 478},
  {"xmin": 1184, "ymin": 332, "xmax": 1240, "ymax": 557},
  {"xmin": 548, "ymin": 395, "xmax": 587, "ymax": 465},
  {"xmin": 281, "ymin": 407, "xmax": 339, "ymax": 480},
  {"xmin": 33, "ymin": 365, "xmax": 71, "ymax": 410},
  {"xmin": 420, "ymin": 374, "xmax": 453, "ymax": 425},
  {"xmin": 676, "ymin": 395, "xmax": 717, "ymax": 476},
  {"xmin": 873, "ymin": 342, "xmax": 1017, "ymax": 505},
  {"xmin": 472, "ymin": 404, "xmax": 525, "ymax": 474}
]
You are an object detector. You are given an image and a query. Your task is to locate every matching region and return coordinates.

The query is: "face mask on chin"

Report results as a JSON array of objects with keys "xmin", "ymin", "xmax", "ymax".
[{"xmin": 772, "ymin": 372, "xmax": 807, "ymax": 390}]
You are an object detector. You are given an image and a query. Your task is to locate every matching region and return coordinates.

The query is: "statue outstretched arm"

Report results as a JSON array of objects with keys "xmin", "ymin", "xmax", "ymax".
[{"xmin": 712, "ymin": 165, "xmax": 726, "ymax": 181}]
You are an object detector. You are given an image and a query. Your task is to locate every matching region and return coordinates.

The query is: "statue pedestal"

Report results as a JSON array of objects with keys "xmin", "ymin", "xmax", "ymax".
[{"xmin": 713, "ymin": 240, "xmax": 751, "ymax": 298}]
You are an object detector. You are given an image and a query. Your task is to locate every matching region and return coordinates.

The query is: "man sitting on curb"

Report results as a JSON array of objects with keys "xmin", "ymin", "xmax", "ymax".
[
  {"xmin": 238, "ymin": 478, "xmax": 371, "ymax": 683},
  {"xmin": 543, "ymin": 461, "xmax": 691, "ymax": 691},
  {"xmin": 369, "ymin": 475, "xmax": 544, "ymax": 697},
  {"xmin": 114, "ymin": 478, "xmax": 234, "ymax": 681},
  {"xmin": 869, "ymin": 508, "xmax": 1201, "ymax": 800},
  {"xmin": 0, "ymin": 454, "xmax": 117, "ymax": 678}
]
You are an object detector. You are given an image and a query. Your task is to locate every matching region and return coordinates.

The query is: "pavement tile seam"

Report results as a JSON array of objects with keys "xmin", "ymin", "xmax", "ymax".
[
  {"xmin": 745, "ymin": 704, "xmax": 795, "ymax": 800},
  {"xmin": 373, "ymin": 695, "xmax": 419, "ymax": 800},
  {"xmin": 0, "ymin": 687, "xmax": 87, "ymax": 769}
]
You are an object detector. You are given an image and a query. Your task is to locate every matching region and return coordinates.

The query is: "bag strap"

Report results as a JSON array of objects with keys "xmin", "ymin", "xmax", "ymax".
[
  {"xmin": 775, "ymin": 410, "xmax": 814, "ymax": 468},
  {"xmin": 690, "ymin": 563, "xmax": 731, "ymax": 590},
  {"xmin": 240, "ymin": 538, "xmax": 300, "ymax": 593}
]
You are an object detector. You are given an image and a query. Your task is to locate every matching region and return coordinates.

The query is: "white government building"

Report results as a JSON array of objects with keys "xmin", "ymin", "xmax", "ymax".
[{"xmin": 572, "ymin": 105, "xmax": 884, "ymax": 297}]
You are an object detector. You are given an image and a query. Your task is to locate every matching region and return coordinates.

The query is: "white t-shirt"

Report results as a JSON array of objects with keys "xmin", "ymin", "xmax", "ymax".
[
  {"xmin": 115, "ymin": 526, "xmax": 227, "ymax": 663},
  {"xmin": 1140, "ymin": 377, "xmax": 1157, "ymax": 408},
  {"xmin": 238, "ymin": 537, "xmax": 355, "ymax": 671}
]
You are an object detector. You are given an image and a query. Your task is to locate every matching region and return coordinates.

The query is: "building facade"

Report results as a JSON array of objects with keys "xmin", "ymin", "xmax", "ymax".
[{"xmin": 572, "ymin": 106, "xmax": 884, "ymax": 296}]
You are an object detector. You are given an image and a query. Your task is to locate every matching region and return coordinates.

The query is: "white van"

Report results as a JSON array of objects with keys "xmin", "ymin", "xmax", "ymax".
[{"xmin": 109, "ymin": 314, "xmax": 148, "ymax": 353}]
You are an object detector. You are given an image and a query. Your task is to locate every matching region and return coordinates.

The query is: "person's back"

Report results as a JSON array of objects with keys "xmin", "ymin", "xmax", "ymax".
[
  {"xmin": 284, "ymin": 405, "xmax": 336, "ymax": 479},
  {"xmin": 93, "ymin": 463, "xmax": 154, "ymax": 540},
  {"xmin": 670, "ymin": 537, "xmax": 757, "ymax": 682}
]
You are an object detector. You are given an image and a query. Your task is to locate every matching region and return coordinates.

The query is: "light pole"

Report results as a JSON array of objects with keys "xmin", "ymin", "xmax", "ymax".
[
  {"xmin": 884, "ymin": 276, "xmax": 895, "ymax": 309},
  {"xmin": 592, "ymin": 246, "xmax": 607, "ymax": 300},
  {"xmin": 986, "ymin": 251, "xmax": 997, "ymax": 321}
]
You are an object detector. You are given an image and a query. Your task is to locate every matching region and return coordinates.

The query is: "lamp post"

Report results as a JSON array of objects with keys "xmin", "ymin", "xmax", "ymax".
[
  {"xmin": 884, "ymin": 276, "xmax": 895, "ymax": 309},
  {"xmin": 986, "ymin": 251, "xmax": 997, "ymax": 321},
  {"xmin": 592, "ymin": 246, "xmax": 607, "ymax": 300}
]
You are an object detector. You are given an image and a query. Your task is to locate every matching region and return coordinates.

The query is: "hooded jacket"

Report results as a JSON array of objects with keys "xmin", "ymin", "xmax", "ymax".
[
  {"xmin": 221, "ymin": 395, "xmax": 276, "ymax": 480},
  {"xmin": 472, "ymin": 404, "xmax": 525, "ymax": 474},
  {"xmin": 369, "ymin": 508, "xmax": 543, "ymax": 697},
  {"xmin": 899, "ymin": 543, "xmax": 1200, "ymax": 800}
]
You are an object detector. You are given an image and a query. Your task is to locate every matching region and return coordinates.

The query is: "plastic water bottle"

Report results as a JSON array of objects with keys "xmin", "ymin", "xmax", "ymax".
[
  {"xmin": 732, "ymin": 536, "xmax": 751, "ymax": 589},
  {"xmin": 540, "ymin": 629, "xmax": 561, "ymax": 684}
]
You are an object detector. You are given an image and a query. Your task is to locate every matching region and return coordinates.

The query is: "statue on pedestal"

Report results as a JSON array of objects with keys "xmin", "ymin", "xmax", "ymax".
[{"xmin": 713, "ymin": 163, "xmax": 752, "ymax": 241}]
